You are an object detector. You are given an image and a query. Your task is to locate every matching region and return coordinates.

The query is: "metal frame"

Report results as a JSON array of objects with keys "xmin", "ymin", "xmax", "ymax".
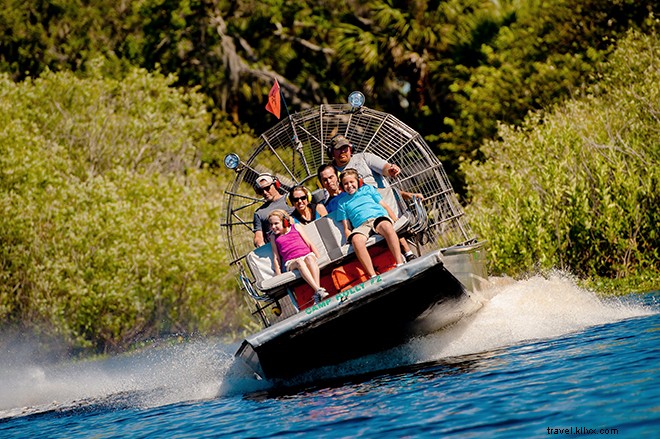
[{"xmin": 222, "ymin": 104, "xmax": 477, "ymax": 327}]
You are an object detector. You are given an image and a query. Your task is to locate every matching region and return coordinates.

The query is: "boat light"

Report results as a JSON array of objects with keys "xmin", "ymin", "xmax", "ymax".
[
  {"xmin": 224, "ymin": 153, "xmax": 241, "ymax": 171},
  {"xmin": 348, "ymin": 91, "xmax": 365, "ymax": 109}
]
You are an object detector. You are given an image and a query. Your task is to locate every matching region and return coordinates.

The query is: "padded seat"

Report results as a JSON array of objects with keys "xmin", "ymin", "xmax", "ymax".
[
  {"xmin": 245, "ymin": 187, "xmax": 412, "ymax": 295},
  {"xmin": 246, "ymin": 219, "xmax": 335, "ymax": 292}
]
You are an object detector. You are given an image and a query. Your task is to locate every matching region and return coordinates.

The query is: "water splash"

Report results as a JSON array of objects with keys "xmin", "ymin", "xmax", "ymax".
[
  {"xmin": 0, "ymin": 273, "xmax": 654, "ymax": 417},
  {"xmin": 408, "ymin": 272, "xmax": 654, "ymax": 363},
  {"xmin": 0, "ymin": 339, "xmax": 236, "ymax": 419},
  {"xmin": 270, "ymin": 272, "xmax": 655, "ymax": 386}
]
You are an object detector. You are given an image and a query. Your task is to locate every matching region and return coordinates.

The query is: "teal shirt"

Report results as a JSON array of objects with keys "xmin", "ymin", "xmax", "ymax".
[{"xmin": 336, "ymin": 185, "xmax": 386, "ymax": 227}]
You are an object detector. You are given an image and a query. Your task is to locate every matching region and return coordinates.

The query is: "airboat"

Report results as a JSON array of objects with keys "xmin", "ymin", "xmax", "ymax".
[{"xmin": 222, "ymin": 92, "xmax": 488, "ymax": 380}]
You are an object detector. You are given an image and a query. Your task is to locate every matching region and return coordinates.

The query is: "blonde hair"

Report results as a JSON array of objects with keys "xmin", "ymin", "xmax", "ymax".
[
  {"xmin": 268, "ymin": 209, "xmax": 291, "ymax": 226},
  {"xmin": 340, "ymin": 168, "xmax": 360, "ymax": 183}
]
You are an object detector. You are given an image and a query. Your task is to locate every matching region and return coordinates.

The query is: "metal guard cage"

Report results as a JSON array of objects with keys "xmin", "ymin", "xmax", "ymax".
[{"xmin": 222, "ymin": 104, "xmax": 476, "ymax": 326}]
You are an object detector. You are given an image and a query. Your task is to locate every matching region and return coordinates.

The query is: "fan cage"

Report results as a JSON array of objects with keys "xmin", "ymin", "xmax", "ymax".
[{"xmin": 222, "ymin": 104, "xmax": 476, "ymax": 323}]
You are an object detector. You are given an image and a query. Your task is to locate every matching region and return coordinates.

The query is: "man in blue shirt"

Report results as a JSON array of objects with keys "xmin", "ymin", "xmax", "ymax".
[{"xmin": 317, "ymin": 163, "xmax": 347, "ymax": 214}]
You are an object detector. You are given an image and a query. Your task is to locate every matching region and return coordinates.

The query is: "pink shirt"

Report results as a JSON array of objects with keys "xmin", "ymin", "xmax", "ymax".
[{"xmin": 274, "ymin": 226, "xmax": 311, "ymax": 265}]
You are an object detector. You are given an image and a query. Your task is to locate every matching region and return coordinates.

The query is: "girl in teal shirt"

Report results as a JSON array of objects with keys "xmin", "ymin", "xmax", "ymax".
[{"xmin": 336, "ymin": 169, "xmax": 405, "ymax": 278}]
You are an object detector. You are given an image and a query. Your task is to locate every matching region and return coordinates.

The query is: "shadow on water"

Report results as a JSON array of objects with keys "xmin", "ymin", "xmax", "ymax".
[
  {"xmin": 1, "ymin": 273, "xmax": 656, "ymax": 420},
  {"xmin": 242, "ymin": 349, "xmax": 507, "ymax": 402}
]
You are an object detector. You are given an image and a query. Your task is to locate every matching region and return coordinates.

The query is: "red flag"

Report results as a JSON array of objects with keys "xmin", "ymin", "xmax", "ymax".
[{"xmin": 265, "ymin": 80, "xmax": 281, "ymax": 119}]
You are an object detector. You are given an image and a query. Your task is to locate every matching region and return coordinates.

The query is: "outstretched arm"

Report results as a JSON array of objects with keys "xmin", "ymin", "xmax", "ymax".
[
  {"xmin": 380, "ymin": 200, "xmax": 398, "ymax": 221},
  {"xmin": 382, "ymin": 162, "xmax": 401, "ymax": 178},
  {"xmin": 342, "ymin": 219, "xmax": 352, "ymax": 240},
  {"xmin": 401, "ymin": 190, "xmax": 424, "ymax": 201},
  {"xmin": 270, "ymin": 236, "xmax": 282, "ymax": 275}
]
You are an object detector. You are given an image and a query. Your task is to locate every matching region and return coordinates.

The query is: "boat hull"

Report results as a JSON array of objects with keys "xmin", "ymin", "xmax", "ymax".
[{"xmin": 236, "ymin": 250, "xmax": 482, "ymax": 380}]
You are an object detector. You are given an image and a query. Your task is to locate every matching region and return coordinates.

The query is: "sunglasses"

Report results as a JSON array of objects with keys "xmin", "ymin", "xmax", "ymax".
[
  {"xmin": 257, "ymin": 183, "xmax": 274, "ymax": 194},
  {"xmin": 333, "ymin": 145, "xmax": 351, "ymax": 153},
  {"xmin": 291, "ymin": 195, "xmax": 308, "ymax": 203}
]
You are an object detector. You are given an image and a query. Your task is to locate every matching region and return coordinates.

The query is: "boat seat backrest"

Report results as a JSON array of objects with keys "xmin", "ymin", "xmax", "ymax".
[{"xmin": 245, "ymin": 187, "xmax": 411, "ymax": 293}]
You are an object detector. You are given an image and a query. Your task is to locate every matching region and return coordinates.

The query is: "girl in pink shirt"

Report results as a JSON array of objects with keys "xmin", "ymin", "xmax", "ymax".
[{"xmin": 268, "ymin": 209, "xmax": 328, "ymax": 303}]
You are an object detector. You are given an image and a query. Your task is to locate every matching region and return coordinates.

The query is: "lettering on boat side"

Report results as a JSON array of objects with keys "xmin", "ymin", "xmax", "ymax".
[{"xmin": 305, "ymin": 275, "xmax": 383, "ymax": 315}]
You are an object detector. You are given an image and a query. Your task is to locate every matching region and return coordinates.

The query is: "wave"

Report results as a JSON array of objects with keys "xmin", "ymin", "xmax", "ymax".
[
  {"xmin": 1, "ymin": 272, "xmax": 654, "ymax": 419},
  {"xmin": 0, "ymin": 340, "xmax": 236, "ymax": 420}
]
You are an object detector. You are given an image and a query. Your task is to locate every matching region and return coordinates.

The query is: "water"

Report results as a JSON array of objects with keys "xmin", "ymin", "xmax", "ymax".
[{"xmin": 1, "ymin": 274, "xmax": 658, "ymax": 438}]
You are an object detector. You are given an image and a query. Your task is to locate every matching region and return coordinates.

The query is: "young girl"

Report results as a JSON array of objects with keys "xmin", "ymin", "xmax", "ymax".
[
  {"xmin": 336, "ymin": 168, "xmax": 405, "ymax": 278},
  {"xmin": 268, "ymin": 209, "xmax": 328, "ymax": 303}
]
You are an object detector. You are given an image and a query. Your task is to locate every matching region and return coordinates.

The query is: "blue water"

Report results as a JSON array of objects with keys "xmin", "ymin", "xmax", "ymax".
[{"xmin": 1, "ymin": 274, "xmax": 658, "ymax": 438}]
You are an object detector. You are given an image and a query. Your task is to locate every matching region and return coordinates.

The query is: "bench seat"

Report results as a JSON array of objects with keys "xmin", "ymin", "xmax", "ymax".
[{"xmin": 245, "ymin": 187, "xmax": 411, "ymax": 295}]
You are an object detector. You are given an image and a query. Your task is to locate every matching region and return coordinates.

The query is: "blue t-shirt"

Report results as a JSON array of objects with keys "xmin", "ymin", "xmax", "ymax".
[
  {"xmin": 323, "ymin": 191, "xmax": 348, "ymax": 213},
  {"xmin": 336, "ymin": 184, "xmax": 387, "ymax": 227}
]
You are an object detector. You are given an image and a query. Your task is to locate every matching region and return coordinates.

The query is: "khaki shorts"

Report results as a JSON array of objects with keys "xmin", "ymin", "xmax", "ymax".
[
  {"xmin": 284, "ymin": 252, "xmax": 316, "ymax": 271},
  {"xmin": 348, "ymin": 216, "xmax": 393, "ymax": 242}
]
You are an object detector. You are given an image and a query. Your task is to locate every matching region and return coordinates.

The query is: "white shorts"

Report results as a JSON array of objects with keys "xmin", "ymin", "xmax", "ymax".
[
  {"xmin": 347, "ymin": 216, "xmax": 393, "ymax": 242},
  {"xmin": 284, "ymin": 252, "xmax": 316, "ymax": 271}
]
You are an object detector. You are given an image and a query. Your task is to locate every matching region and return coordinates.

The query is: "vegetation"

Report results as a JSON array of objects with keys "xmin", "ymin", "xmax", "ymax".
[
  {"xmin": 462, "ymin": 29, "xmax": 659, "ymax": 294},
  {"xmin": 1, "ymin": 0, "xmax": 654, "ymax": 188},
  {"xmin": 0, "ymin": 1, "xmax": 657, "ymax": 353},
  {"xmin": 0, "ymin": 68, "xmax": 255, "ymax": 353}
]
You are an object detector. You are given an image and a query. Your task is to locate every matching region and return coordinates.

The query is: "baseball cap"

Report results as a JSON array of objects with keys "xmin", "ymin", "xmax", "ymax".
[
  {"xmin": 255, "ymin": 174, "xmax": 275, "ymax": 186},
  {"xmin": 330, "ymin": 135, "xmax": 351, "ymax": 150}
]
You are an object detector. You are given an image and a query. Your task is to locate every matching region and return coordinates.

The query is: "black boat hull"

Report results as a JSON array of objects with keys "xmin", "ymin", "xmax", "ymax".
[{"xmin": 236, "ymin": 251, "xmax": 481, "ymax": 380}]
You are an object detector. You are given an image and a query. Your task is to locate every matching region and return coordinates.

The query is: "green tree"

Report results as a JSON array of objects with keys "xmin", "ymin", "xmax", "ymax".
[
  {"xmin": 0, "ymin": 0, "xmax": 654, "ymax": 184},
  {"xmin": 441, "ymin": 0, "xmax": 655, "ymax": 193},
  {"xmin": 0, "ymin": 68, "xmax": 253, "ymax": 353},
  {"xmin": 462, "ymin": 28, "xmax": 660, "ymax": 291}
]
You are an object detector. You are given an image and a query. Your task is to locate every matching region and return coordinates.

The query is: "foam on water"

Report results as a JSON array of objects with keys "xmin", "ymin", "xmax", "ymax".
[
  {"xmin": 409, "ymin": 272, "xmax": 654, "ymax": 363},
  {"xmin": 0, "ymin": 340, "xmax": 237, "ymax": 419},
  {"xmin": 0, "ymin": 272, "xmax": 654, "ymax": 419}
]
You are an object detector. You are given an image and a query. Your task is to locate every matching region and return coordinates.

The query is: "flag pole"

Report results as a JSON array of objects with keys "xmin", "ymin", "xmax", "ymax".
[
  {"xmin": 279, "ymin": 86, "xmax": 299, "ymax": 146},
  {"xmin": 278, "ymin": 83, "xmax": 310, "ymax": 174}
]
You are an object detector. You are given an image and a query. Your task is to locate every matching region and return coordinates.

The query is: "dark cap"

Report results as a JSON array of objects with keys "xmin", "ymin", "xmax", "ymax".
[{"xmin": 330, "ymin": 135, "xmax": 351, "ymax": 150}]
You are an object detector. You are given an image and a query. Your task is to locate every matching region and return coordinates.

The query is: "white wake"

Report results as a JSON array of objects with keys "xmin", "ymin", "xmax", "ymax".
[{"xmin": 0, "ymin": 272, "xmax": 654, "ymax": 418}]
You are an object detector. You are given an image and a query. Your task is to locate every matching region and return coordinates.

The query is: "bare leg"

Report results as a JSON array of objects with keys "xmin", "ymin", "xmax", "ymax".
[
  {"xmin": 376, "ymin": 221, "xmax": 404, "ymax": 265},
  {"xmin": 351, "ymin": 234, "xmax": 377, "ymax": 277},
  {"xmin": 400, "ymin": 237, "xmax": 411, "ymax": 253},
  {"xmin": 303, "ymin": 254, "xmax": 321, "ymax": 287},
  {"xmin": 290, "ymin": 260, "xmax": 321, "ymax": 291}
]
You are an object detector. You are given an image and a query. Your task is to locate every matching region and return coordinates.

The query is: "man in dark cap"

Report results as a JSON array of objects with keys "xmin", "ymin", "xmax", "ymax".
[
  {"xmin": 328, "ymin": 135, "xmax": 401, "ymax": 189},
  {"xmin": 327, "ymin": 135, "xmax": 421, "ymax": 261}
]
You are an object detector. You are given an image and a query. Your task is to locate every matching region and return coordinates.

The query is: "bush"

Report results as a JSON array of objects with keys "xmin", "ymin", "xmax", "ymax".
[
  {"xmin": 462, "ymin": 28, "xmax": 659, "ymax": 291},
  {"xmin": 0, "ymin": 68, "xmax": 252, "ymax": 353}
]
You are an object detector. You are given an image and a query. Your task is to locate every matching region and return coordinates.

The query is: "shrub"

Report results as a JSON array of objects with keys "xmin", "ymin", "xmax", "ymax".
[
  {"xmin": 462, "ymin": 28, "xmax": 659, "ymax": 290},
  {"xmin": 0, "ymin": 68, "xmax": 251, "ymax": 353}
]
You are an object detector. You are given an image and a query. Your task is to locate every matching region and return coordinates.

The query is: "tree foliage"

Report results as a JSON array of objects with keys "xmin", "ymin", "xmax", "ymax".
[
  {"xmin": 462, "ymin": 29, "xmax": 659, "ymax": 291},
  {"xmin": 0, "ymin": 68, "xmax": 254, "ymax": 353},
  {"xmin": 1, "ymin": 0, "xmax": 654, "ymax": 187},
  {"xmin": 0, "ymin": 1, "xmax": 658, "ymax": 354}
]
